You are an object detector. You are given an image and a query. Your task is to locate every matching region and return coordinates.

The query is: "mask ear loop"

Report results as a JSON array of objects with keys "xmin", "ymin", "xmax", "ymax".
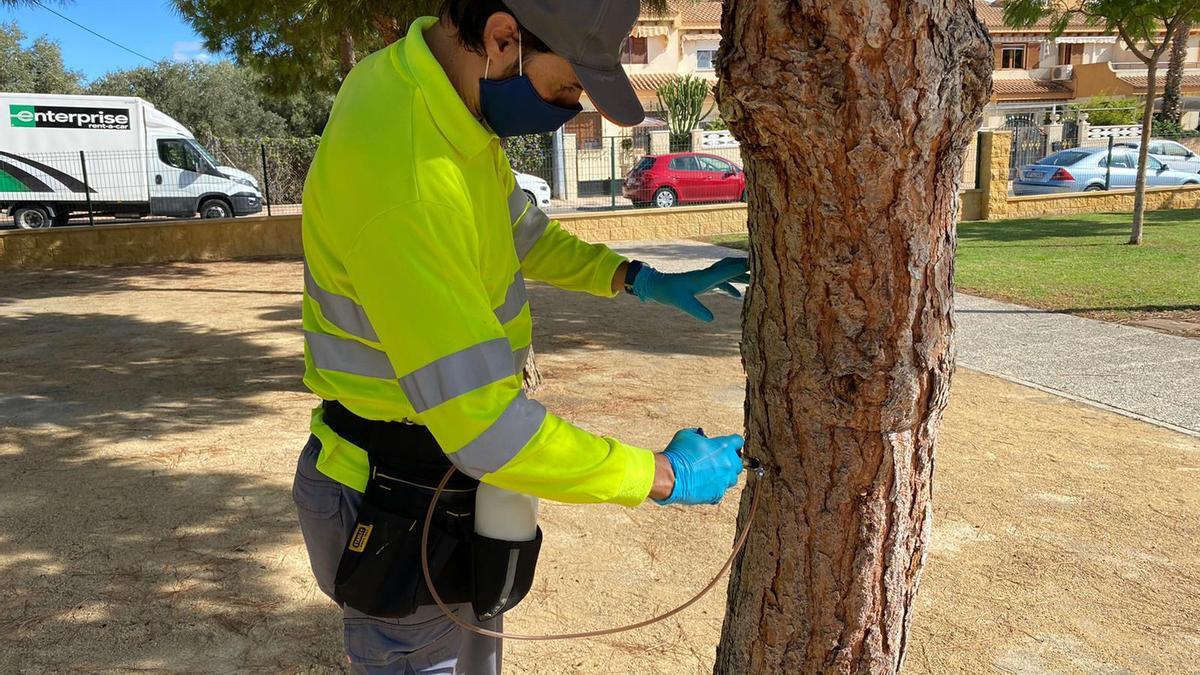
[{"xmin": 485, "ymin": 32, "xmax": 520, "ymax": 80}]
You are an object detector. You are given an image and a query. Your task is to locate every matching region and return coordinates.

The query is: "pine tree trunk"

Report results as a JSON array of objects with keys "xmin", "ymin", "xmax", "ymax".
[
  {"xmin": 337, "ymin": 28, "xmax": 357, "ymax": 77},
  {"xmin": 1162, "ymin": 20, "xmax": 1191, "ymax": 127},
  {"xmin": 1131, "ymin": 63, "xmax": 1158, "ymax": 246},
  {"xmin": 713, "ymin": 1, "xmax": 991, "ymax": 673},
  {"xmin": 522, "ymin": 346, "xmax": 543, "ymax": 393}
]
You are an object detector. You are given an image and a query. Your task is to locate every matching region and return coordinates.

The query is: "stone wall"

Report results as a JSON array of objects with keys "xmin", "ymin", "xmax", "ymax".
[
  {"xmin": 968, "ymin": 130, "xmax": 1200, "ymax": 221},
  {"xmin": 557, "ymin": 203, "xmax": 747, "ymax": 241},
  {"xmin": 0, "ymin": 205, "xmax": 750, "ymax": 271},
  {"xmin": 0, "ymin": 214, "xmax": 302, "ymax": 271},
  {"xmin": 1003, "ymin": 185, "xmax": 1200, "ymax": 219}
]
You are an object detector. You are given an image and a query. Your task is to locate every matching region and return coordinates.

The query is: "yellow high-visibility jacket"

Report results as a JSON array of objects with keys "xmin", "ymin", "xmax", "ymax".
[{"xmin": 300, "ymin": 17, "xmax": 655, "ymax": 506}]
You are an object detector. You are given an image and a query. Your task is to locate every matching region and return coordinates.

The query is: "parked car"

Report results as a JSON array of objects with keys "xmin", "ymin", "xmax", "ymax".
[
  {"xmin": 1114, "ymin": 139, "xmax": 1200, "ymax": 174},
  {"xmin": 622, "ymin": 152, "xmax": 746, "ymax": 208},
  {"xmin": 514, "ymin": 170, "xmax": 551, "ymax": 209},
  {"xmin": 1012, "ymin": 147, "xmax": 1200, "ymax": 196}
]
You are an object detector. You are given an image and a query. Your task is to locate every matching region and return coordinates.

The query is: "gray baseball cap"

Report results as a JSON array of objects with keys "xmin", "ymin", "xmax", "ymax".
[{"xmin": 503, "ymin": 0, "xmax": 646, "ymax": 126}]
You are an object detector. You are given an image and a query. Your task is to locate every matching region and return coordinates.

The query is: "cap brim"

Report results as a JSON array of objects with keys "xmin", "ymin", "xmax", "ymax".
[{"xmin": 573, "ymin": 63, "xmax": 645, "ymax": 127}]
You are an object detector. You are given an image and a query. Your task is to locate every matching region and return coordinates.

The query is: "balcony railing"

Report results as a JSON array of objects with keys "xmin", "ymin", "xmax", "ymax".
[{"xmin": 1109, "ymin": 60, "xmax": 1197, "ymax": 71}]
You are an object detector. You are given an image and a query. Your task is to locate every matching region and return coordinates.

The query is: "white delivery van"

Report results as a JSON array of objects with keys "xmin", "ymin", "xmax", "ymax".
[{"xmin": 0, "ymin": 93, "xmax": 263, "ymax": 229}]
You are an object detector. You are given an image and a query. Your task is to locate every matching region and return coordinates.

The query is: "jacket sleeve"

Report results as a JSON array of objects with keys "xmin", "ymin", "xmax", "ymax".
[
  {"xmin": 345, "ymin": 202, "xmax": 655, "ymax": 506},
  {"xmin": 508, "ymin": 188, "xmax": 626, "ymax": 298}
]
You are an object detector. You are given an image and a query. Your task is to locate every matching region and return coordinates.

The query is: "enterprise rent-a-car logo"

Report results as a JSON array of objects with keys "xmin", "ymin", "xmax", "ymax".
[{"xmin": 9, "ymin": 104, "xmax": 131, "ymax": 130}]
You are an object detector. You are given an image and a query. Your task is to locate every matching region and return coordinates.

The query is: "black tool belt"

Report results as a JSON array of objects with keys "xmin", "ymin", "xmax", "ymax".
[
  {"xmin": 324, "ymin": 400, "xmax": 542, "ymax": 621},
  {"xmin": 325, "ymin": 400, "xmax": 477, "ymax": 617}
]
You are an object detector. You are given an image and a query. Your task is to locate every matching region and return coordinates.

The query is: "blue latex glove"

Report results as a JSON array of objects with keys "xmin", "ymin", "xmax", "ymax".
[
  {"xmin": 655, "ymin": 428, "xmax": 745, "ymax": 506},
  {"xmin": 631, "ymin": 257, "xmax": 750, "ymax": 322}
]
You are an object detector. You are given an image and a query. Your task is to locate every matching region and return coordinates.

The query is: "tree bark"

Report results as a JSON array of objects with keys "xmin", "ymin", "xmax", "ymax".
[
  {"xmin": 713, "ymin": 1, "xmax": 991, "ymax": 673},
  {"xmin": 1161, "ymin": 20, "xmax": 1192, "ymax": 126},
  {"xmin": 337, "ymin": 27, "xmax": 357, "ymax": 77},
  {"xmin": 522, "ymin": 346, "xmax": 543, "ymax": 393},
  {"xmin": 1131, "ymin": 61, "xmax": 1159, "ymax": 246}
]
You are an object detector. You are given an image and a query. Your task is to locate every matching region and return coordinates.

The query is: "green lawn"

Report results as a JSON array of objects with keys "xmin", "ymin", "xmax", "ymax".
[{"xmin": 702, "ymin": 209, "xmax": 1200, "ymax": 327}]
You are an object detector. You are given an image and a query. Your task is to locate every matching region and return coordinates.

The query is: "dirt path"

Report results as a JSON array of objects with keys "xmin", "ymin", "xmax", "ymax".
[{"xmin": 1, "ymin": 260, "xmax": 1197, "ymax": 673}]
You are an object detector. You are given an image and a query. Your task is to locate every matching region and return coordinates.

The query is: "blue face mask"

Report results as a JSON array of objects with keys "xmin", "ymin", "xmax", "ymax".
[{"xmin": 479, "ymin": 47, "xmax": 581, "ymax": 138}]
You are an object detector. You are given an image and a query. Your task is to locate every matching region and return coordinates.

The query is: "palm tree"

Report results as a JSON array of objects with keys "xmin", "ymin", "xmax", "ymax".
[{"xmin": 1162, "ymin": 19, "xmax": 1193, "ymax": 126}]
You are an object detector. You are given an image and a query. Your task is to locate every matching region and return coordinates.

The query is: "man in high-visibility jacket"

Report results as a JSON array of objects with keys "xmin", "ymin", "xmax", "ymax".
[{"xmin": 292, "ymin": 1, "xmax": 750, "ymax": 672}]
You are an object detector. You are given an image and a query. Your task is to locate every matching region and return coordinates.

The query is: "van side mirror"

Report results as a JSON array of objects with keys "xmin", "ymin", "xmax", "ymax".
[{"xmin": 1158, "ymin": 164, "xmax": 1169, "ymax": 173}]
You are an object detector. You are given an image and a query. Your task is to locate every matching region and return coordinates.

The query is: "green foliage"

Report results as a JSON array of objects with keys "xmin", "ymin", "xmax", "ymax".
[
  {"xmin": 1002, "ymin": 0, "xmax": 1200, "ymax": 47},
  {"xmin": 656, "ymin": 75, "xmax": 715, "ymax": 147},
  {"xmin": 87, "ymin": 60, "xmax": 331, "ymax": 138},
  {"xmin": 89, "ymin": 61, "xmax": 283, "ymax": 138},
  {"xmin": 1071, "ymin": 95, "xmax": 1143, "ymax": 125},
  {"xmin": 1151, "ymin": 117, "xmax": 1200, "ymax": 137},
  {"xmin": 705, "ymin": 117, "xmax": 728, "ymax": 131},
  {"xmin": 173, "ymin": 0, "xmax": 437, "ymax": 95},
  {"xmin": 502, "ymin": 134, "xmax": 552, "ymax": 178},
  {"xmin": 0, "ymin": 22, "xmax": 84, "ymax": 94}
]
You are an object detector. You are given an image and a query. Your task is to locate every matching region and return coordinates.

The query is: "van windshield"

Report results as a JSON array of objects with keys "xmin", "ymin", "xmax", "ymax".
[{"xmin": 189, "ymin": 140, "xmax": 220, "ymax": 168}]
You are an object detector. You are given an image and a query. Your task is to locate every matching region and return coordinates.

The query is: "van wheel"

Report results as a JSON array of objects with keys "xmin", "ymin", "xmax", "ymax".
[
  {"xmin": 653, "ymin": 187, "xmax": 677, "ymax": 208},
  {"xmin": 13, "ymin": 206, "xmax": 53, "ymax": 230},
  {"xmin": 199, "ymin": 198, "xmax": 233, "ymax": 219}
]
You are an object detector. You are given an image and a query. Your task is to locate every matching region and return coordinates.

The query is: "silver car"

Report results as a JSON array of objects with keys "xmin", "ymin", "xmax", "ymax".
[
  {"xmin": 1012, "ymin": 147, "xmax": 1200, "ymax": 195},
  {"xmin": 1115, "ymin": 139, "xmax": 1200, "ymax": 174}
]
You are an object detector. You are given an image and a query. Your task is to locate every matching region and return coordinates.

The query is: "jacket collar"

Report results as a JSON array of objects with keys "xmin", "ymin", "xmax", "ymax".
[{"xmin": 401, "ymin": 16, "xmax": 496, "ymax": 158}]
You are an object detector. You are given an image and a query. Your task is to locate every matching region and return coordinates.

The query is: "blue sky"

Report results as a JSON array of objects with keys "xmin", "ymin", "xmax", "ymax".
[{"xmin": 0, "ymin": 0, "xmax": 216, "ymax": 82}]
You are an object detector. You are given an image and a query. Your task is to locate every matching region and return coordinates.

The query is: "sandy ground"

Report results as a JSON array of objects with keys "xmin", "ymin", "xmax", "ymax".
[{"xmin": 1, "ymin": 260, "xmax": 1198, "ymax": 674}]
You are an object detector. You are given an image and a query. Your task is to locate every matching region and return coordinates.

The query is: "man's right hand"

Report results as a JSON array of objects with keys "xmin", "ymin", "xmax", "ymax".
[{"xmin": 651, "ymin": 428, "xmax": 745, "ymax": 506}]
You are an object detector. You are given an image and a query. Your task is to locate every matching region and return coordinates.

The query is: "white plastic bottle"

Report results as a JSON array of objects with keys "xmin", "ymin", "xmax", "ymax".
[{"xmin": 474, "ymin": 483, "xmax": 538, "ymax": 541}]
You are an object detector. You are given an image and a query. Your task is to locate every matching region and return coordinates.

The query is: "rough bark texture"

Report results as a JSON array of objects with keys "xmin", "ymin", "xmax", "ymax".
[
  {"xmin": 337, "ymin": 28, "xmax": 357, "ymax": 77},
  {"xmin": 1161, "ymin": 20, "xmax": 1192, "ymax": 126},
  {"xmin": 713, "ymin": 1, "xmax": 991, "ymax": 673},
  {"xmin": 522, "ymin": 346, "xmax": 543, "ymax": 393}
]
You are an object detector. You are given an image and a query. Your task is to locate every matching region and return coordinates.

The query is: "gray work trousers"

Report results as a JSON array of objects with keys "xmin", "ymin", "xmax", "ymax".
[{"xmin": 292, "ymin": 436, "xmax": 502, "ymax": 674}]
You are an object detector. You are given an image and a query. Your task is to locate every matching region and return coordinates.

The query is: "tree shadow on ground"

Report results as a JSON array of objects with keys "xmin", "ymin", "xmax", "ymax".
[
  {"xmin": 0, "ymin": 309, "xmax": 339, "ymax": 671},
  {"xmin": 529, "ymin": 282, "xmax": 744, "ymax": 359},
  {"xmin": 0, "ymin": 265, "xmax": 213, "ymax": 306}
]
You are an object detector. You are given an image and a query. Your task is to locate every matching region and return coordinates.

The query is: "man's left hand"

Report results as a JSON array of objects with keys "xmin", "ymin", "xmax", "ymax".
[{"xmin": 630, "ymin": 257, "xmax": 749, "ymax": 322}]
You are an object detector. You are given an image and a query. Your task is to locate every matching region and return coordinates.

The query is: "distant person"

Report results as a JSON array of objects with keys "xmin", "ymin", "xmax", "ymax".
[{"xmin": 292, "ymin": 1, "xmax": 749, "ymax": 672}]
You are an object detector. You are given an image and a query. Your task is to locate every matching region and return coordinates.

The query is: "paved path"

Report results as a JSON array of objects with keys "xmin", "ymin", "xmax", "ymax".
[{"xmin": 612, "ymin": 240, "xmax": 1200, "ymax": 435}]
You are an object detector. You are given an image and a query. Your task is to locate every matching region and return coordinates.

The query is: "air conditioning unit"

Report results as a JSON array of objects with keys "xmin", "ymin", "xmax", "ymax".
[{"xmin": 1051, "ymin": 65, "xmax": 1074, "ymax": 81}]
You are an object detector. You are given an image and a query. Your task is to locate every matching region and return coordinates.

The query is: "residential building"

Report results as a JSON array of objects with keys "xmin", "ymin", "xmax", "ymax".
[
  {"xmin": 974, "ymin": 1, "xmax": 1200, "ymax": 126},
  {"xmin": 573, "ymin": 0, "xmax": 722, "ymax": 148}
]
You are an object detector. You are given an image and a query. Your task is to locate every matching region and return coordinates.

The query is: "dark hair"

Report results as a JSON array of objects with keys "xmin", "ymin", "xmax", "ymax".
[{"xmin": 439, "ymin": 0, "xmax": 550, "ymax": 55}]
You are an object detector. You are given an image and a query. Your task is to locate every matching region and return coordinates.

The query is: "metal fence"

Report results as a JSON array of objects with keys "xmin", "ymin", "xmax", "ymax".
[
  {"xmin": 4, "ymin": 130, "xmax": 997, "ymax": 230},
  {"xmin": 503, "ymin": 134, "xmax": 748, "ymax": 213},
  {"xmin": 0, "ymin": 146, "xmax": 269, "ymax": 229},
  {"xmin": 1007, "ymin": 123, "xmax": 1200, "ymax": 194}
]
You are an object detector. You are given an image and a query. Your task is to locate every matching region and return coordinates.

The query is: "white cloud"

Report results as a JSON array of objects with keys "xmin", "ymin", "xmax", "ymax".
[{"xmin": 171, "ymin": 40, "xmax": 212, "ymax": 63}]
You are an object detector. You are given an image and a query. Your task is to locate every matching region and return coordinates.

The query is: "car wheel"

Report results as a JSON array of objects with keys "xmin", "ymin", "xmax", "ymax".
[
  {"xmin": 522, "ymin": 190, "xmax": 536, "ymax": 204},
  {"xmin": 1083, "ymin": 185, "xmax": 1105, "ymax": 192},
  {"xmin": 653, "ymin": 187, "xmax": 677, "ymax": 208},
  {"xmin": 199, "ymin": 198, "xmax": 233, "ymax": 219},
  {"xmin": 13, "ymin": 205, "xmax": 53, "ymax": 230}
]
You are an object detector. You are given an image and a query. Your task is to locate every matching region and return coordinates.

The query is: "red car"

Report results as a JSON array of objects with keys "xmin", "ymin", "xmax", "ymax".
[{"xmin": 622, "ymin": 152, "xmax": 746, "ymax": 208}]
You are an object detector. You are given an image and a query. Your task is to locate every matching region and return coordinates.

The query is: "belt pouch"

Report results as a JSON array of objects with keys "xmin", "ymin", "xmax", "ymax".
[
  {"xmin": 471, "ymin": 527, "xmax": 543, "ymax": 620},
  {"xmin": 334, "ymin": 465, "xmax": 473, "ymax": 618}
]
